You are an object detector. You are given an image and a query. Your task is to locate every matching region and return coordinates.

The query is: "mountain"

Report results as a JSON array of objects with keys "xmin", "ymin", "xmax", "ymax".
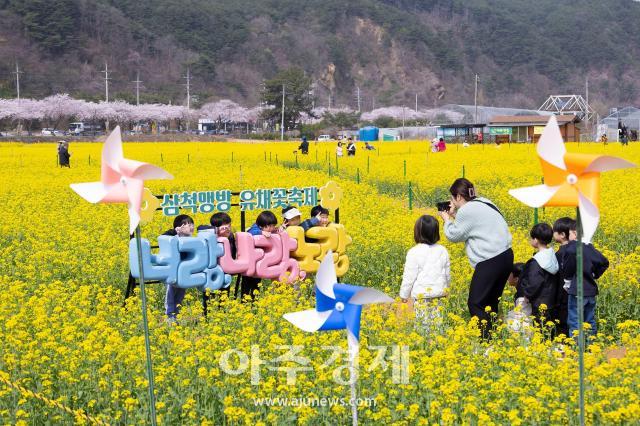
[{"xmin": 1, "ymin": 0, "xmax": 639, "ymax": 114}]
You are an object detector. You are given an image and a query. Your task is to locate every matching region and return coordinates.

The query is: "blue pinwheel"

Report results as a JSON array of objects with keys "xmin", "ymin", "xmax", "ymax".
[
  {"xmin": 283, "ymin": 251, "xmax": 393, "ymax": 425},
  {"xmin": 284, "ymin": 251, "xmax": 394, "ymax": 348}
]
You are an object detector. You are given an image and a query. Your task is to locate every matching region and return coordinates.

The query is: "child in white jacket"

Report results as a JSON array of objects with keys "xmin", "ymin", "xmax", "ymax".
[{"xmin": 400, "ymin": 215, "xmax": 451, "ymax": 334}]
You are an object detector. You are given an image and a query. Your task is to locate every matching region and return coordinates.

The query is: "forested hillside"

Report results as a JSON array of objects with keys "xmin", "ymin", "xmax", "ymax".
[{"xmin": 1, "ymin": 0, "xmax": 639, "ymax": 112}]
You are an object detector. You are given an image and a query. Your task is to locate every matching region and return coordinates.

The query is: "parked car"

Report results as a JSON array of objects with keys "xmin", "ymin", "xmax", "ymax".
[
  {"xmin": 317, "ymin": 134, "xmax": 331, "ymax": 142},
  {"xmin": 41, "ymin": 128, "xmax": 66, "ymax": 136},
  {"xmin": 69, "ymin": 122, "xmax": 104, "ymax": 135}
]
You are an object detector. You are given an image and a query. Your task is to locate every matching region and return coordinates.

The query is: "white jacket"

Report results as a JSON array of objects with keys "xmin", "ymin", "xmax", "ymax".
[{"xmin": 399, "ymin": 244, "xmax": 451, "ymax": 299}]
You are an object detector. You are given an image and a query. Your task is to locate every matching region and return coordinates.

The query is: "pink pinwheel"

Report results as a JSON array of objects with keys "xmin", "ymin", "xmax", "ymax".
[{"xmin": 70, "ymin": 126, "xmax": 173, "ymax": 233}]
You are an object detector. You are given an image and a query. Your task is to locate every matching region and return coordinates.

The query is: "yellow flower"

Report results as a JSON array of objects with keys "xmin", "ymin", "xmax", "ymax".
[
  {"xmin": 319, "ymin": 180, "xmax": 343, "ymax": 210},
  {"xmin": 0, "ymin": 140, "xmax": 638, "ymax": 424}
]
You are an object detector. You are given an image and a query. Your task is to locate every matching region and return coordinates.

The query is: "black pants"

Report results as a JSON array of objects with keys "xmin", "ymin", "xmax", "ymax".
[
  {"xmin": 556, "ymin": 290, "xmax": 569, "ymax": 337},
  {"xmin": 240, "ymin": 276, "xmax": 261, "ymax": 302},
  {"xmin": 468, "ymin": 248, "xmax": 514, "ymax": 338}
]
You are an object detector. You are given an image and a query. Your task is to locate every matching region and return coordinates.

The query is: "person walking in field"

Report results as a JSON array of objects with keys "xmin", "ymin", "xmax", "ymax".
[
  {"xmin": 58, "ymin": 141, "xmax": 71, "ymax": 167},
  {"xmin": 298, "ymin": 136, "xmax": 309, "ymax": 154},
  {"xmin": 347, "ymin": 138, "xmax": 356, "ymax": 156}
]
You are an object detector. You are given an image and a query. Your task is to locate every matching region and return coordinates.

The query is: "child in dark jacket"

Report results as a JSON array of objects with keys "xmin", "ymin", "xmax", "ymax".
[
  {"xmin": 552, "ymin": 217, "xmax": 576, "ymax": 336},
  {"xmin": 519, "ymin": 223, "xmax": 561, "ymax": 330},
  {"xmin": 561, "ymin": 237, "xmax": 609, "ymax": 338},
  {"xmin": 247, "ymin": 210, "xmax": 278, "ymax": 237}
]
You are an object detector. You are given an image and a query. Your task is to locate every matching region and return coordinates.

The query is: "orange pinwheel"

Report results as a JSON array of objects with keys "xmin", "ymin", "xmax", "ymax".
[{"xmin": 509, "ymin": 116, "xmax": 636, "ymax": 243}]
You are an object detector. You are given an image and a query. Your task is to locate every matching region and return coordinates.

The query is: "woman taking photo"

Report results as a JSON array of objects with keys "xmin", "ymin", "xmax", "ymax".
[{"xmin": 439, "ymin": 178, "xmax": 513, "ymax": 337}]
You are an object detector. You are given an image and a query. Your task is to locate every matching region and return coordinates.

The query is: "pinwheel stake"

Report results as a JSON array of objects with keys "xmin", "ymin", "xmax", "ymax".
[
  {"xmin": 509, "ymin": 116, "xmax": 636, "ymax": 426},
  {"xmin": 70, "ymin": 126, "xmax": 172, "ymax": 425},
  {"xmin": 134, "ymin": 225, "xmax": 158, "ymax": 426},
  {"xmin": 576, "ymin": 208, "xmax": 585, "ymax": 426},
  {"xmin": 284, "ymin": 252, "xmax": 393, "ymax": 425}
]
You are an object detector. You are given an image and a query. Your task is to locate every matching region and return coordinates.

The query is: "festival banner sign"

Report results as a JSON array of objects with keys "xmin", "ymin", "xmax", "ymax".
[{"xmin": 489, "ymin": 127, "xmax": 512, "ymax": 135}]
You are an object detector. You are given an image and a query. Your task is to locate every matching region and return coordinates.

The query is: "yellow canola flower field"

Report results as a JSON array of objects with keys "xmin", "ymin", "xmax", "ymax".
[{"xmin": 0, "ymin": 140, "xmax": 639, "ymax": 425}]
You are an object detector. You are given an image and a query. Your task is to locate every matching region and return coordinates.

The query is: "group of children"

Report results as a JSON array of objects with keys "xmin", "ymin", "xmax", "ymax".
[
  {"xmin": 508, "ymin": 218, "xmax": 609, "ymax": 338},
  {"xmin": 399, "ymin": 214, "xmax": 609, "ymax": 339},
  {"xmin": 163, "ymin": 205, "xmax": 610, "ymax": 339},
  {"xmin": 162, "ymin": 205, "xmax": 330, "ymax": 322}
]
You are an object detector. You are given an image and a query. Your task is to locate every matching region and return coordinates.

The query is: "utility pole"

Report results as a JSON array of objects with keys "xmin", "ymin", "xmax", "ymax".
[
  {"xmin": 133, "ymin": 71, "xmax": 142, "ymax": 106},
  {"xmin": 14, "ymin": 63, "xmax": 23, "ymax": 135},
  {"xmin": 415, "ymin": 93, "xmax": 418, "ymax": 113},
  {"xmin": 132, "ymin": 71, "xmax": 143, "ymax": 133},
  {"xmin": 474, "ymin": 74, "xmax": 479, "ymax": 123},
  {"xmin": 402, "ymin": 105, "xmax": 405, "ymax": 140},
  {"xmin": 102, "ymin": 62, "xmax": 111, "ymax": 131},
  {"xmin": 585, "ymin": 77, "xmax": 590, "ymax": 139},
  {"xmin": 14, "ymin": 63, "xmax": 22, "ymax": 101},
  {"xmin": 356, "ymin": 86, "xmax": 361, "ymax": 112},
  {"xmin": 281, "ymin": 84, "xmax": 285, "ymax": 141},
  {"xmin": 102, "ymin": 62, "xmax": 110, "ymax": 102},
  {"xmin": 184, "ymin": 68, "xmax": 191, "ymax": 131}
]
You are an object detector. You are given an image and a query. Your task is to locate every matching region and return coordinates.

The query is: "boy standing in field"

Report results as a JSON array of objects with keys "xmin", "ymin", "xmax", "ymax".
[
  {"xmin": 518, "ymin": 223, "xmax": 561, "ymax": 332},
  {"xmin": 552, "ymin": 217, "xmax": 576, "ymax": 336},
  {"xmin": 555, "ymin": 218, "xmax": 609, "ymax": 338}
]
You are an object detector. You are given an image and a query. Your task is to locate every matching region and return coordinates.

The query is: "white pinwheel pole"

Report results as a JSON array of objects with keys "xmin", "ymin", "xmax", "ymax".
[
  {"xmin": 134, "ymin": 225, "xmax": 157, "ymax": 425},
  {"xmin": 576, "ymin": 209, "xmax": 585, "ymax": 426},
  {"xmin": 346, "ymin": 331, "xmax": 359, "ymax": 426}
]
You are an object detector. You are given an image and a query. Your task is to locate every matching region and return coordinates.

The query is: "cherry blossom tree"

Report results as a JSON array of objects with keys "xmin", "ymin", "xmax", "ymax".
[
  {"xmin": 41, "ymin": 94, "xmax": 85, "ymax": 129},
  {"xmin": 0, "ymin": 94, "xmax": 273, "ymax": 135}
]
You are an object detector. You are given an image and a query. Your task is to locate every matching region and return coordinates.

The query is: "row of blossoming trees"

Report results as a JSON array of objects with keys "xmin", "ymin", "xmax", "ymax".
[
  {"xmin": 0, "ymin": 95, "xmax": 266, "ymax": 134},
  {"xmin": 0, "ymin": 94, "xmax": 458, "ymax": 134}
]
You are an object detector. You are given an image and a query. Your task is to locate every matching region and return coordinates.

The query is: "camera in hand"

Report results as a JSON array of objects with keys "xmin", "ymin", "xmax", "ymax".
[{"xmin": 436, "ymin": 201, "xmax": 451, "ymax": 212}]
